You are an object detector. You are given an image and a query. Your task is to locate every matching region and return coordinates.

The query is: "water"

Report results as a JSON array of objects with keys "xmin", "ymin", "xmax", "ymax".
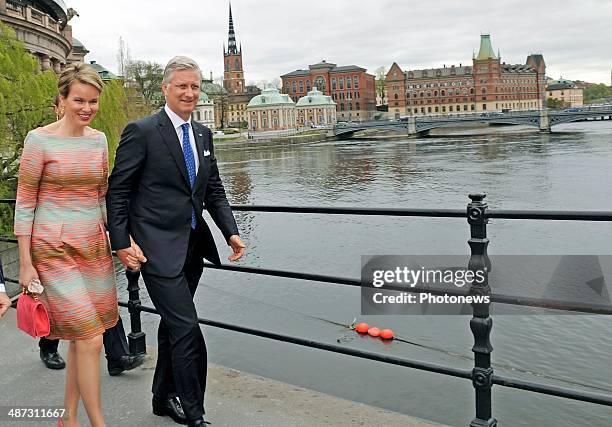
[{"xmin": 125, "ymin": 121, "xmax": 612, "ymax": 426}]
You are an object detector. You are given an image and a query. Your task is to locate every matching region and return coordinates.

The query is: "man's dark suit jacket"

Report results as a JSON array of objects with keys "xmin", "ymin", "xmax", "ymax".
[{"xmin": 106, "ymin": 109, "xmax": 238, "ymax": 278}]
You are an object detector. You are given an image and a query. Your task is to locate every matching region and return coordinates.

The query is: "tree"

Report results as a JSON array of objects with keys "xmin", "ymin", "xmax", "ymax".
[
  {"xmin": 91, "ymin": 80, "xmax": 128, "ymax": 169},
  {"xmin": 0, "ymin": 23, "xmax": 56, "ymax": 234},
  {"xmin": 583, "ymin": 84, "xmax": 612, "ymax": 104},
  {"xmin": 546, "ymin": 98, "xmax": 565, "ymax": 109},
  {"xmin": 0, "ymin": 22, "xmax": 57, "ymax": 186},
  {"xmin": 375, "ymin": 66, "xmax": 387, "ymax": 106},
  {"xmin": 125, "ymin": 60, "xmax": 164, "ymax": 112},
  {"xmin": 116, "ymin": 36, "xmax": 131, "ymax": 78}
]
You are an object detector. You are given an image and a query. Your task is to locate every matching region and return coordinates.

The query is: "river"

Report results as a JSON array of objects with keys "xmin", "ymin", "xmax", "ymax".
[{"xmin": 123, "ymin": 121, "xmax": 612, "ymax": 426}]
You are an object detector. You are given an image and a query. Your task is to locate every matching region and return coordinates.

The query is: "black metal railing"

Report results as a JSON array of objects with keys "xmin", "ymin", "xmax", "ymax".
[{"xmin": 3, "ymin": 195, "xmax": 612, "ymax": 426}]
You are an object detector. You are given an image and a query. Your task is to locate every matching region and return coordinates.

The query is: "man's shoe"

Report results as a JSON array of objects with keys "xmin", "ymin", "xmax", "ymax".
[
  {"xmin": 152, "ymin": 395, "xmax": 187, "ymax": 425},
  {"xmin": 40, "ymin": 350, "xmax": 66, "ymax": 370},
  {"xmin": 107, "ymin": 354, "xmax": 145, "ymax": 376},
  {"xmin": 187, "ymin": 418, "xmax": 210, "ymax": 427}
]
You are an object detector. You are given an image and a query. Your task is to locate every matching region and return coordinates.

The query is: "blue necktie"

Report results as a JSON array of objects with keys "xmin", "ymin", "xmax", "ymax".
[{"xmin": 181, "ymin": 122, "xmax": 197, "ymax": 229}]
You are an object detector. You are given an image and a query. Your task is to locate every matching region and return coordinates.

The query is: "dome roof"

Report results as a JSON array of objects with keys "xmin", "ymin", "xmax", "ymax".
[
  {"xmin": 198, "ymin": 91, "xmax": 211, "ymax": 103},
  {"xmin": 201, "ymin": 81, "xmax": 227, "ymax": 95},
  {"xmin": 296, "ymin": 88, "xmax": 336, "ymax": 107},
  {"xmin": 247, "ymin": 87, "xmax": 295, "ymax": 107}
]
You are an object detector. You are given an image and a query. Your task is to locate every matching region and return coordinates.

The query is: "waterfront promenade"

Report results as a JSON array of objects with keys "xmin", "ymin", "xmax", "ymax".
[{"xmin": 0, "ymin": 309, "xmax": 443, "ymax": 427}]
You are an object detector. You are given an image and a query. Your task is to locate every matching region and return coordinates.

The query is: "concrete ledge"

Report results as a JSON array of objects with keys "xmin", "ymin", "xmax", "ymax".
[{"xmin": 0, "ymin": 309, "xmax": 444, "ymax": 426}]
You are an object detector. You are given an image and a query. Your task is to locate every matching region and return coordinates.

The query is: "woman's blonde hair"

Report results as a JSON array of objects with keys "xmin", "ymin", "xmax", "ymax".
[{"xmin": 58, "ymin": 62, "xmax": 104, "ymax": 98}]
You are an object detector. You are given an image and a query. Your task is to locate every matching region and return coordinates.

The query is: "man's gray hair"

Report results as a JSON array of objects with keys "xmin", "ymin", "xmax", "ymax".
[{"xmin": 163, "ymin": 56, "xmax": 202, "ymax": 84}]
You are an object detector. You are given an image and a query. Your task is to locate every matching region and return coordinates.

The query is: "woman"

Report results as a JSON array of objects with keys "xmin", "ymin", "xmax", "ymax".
[{"xmin": 14, "ymin": 63, "xmax": 131, "ymax": 427}]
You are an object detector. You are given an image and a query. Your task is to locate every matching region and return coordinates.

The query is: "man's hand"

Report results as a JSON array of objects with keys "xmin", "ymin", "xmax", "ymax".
[
  {"xmin": 117, "ymin": 236, "xmax": 147, "ymax": 271},
  {"xmin": 228, "ymin": 235, "xmax": 245, "ymax": 262},
  {"xmin": 0, "ymin": 292, "xmax": 11, "ymax": 318}
]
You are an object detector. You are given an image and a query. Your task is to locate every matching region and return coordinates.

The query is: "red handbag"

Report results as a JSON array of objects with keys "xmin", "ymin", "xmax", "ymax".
[{"xmin": 16, "ymin": 287, "xmax": 50, "ymax": 338}]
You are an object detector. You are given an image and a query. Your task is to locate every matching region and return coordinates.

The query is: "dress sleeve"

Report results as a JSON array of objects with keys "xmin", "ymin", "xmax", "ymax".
[
  {"xmin": 99, "ymin": 133, "xmax": 109, "ymax": 226},
  {"xmin": 14, "ymin": 132, "xmax": 45, "ymax": 236}
]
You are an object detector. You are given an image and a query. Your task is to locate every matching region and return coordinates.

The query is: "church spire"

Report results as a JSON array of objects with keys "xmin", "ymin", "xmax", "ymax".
[{"xmin": 227, "ymin": 2, "xmax": 238, "ymax": 55}]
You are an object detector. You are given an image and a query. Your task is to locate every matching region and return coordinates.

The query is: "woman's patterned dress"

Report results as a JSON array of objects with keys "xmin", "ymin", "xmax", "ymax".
[{"xmin": 14, "ymin": 128, "xmax": 118, "ymax": 340}]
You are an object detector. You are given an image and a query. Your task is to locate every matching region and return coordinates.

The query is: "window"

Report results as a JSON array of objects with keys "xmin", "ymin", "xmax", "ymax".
[
  {"xmin": 394, "ymin": 93, "xmax": 398, "ymax": 100},
  {"xmin": 292, "ymin": 81, "xmax": 297, "ymax": 92},
  {"xmin": 449, "ymin": 105, "xmax": 453, "ymax": 112},
  {"xmin": 234, "ymin": 59, "xmax": 240, "ymax": 70},
  {"xmin": 315, "ymin": 76, "xmax": 326, "ymax": 92},
  {"xmin": 427, "ymin": 106, "xmax": 432, "ymax": 113},
  {"xmin": 356, "ymin": 102, "xmax": 360, "ymax": 110},
  {"xmin": 340, "ymin": 103, "xmax": 345, "ymax": 111},
  {"xmin": 354, "ymin": 76, "xmax": 359, "ymax": 89},
  {"xmin": 306, "ymin": 80, "xmax": 311, "ymax": 91},
  {"xmin": 482, "ymin": 104, "xmax": 487, "ymax": 110},
  {"xmin": 464, "ymin": 105, "xmax": 468, "ymax": 111},
  {"xmin": 332, "ymin": 78, "xmax": 337, "ymax": 90},
  {"xmin": 299, "ymin": 81, "xmax": 304, "ymax": 91},
  {"xmin": 347, "ymin": 77, "xmax": 352, "ymax": 89},
  {"xmin": 339, "ymin": 78, "xmax": 344, "ymax": 90}
]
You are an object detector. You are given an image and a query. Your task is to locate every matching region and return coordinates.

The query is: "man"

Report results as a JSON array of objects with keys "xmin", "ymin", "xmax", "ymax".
[
  {"xmin": 106, "ymin": 56, "xmax": 245, "ymax": 427},
  {"xmin": 38, "ymin": 317, "xmax": 144, "ymax": 374}
]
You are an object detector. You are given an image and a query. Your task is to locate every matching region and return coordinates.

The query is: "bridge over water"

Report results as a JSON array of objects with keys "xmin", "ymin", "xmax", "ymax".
[{"xmin": 332, "ymin": 107, "xmax": 612, "ymax": 138}]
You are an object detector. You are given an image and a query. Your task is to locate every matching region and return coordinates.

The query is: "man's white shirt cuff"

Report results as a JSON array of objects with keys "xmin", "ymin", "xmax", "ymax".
[{"xmin": 0, "ymin": 283, "xmax": 6, "ymax": 293}]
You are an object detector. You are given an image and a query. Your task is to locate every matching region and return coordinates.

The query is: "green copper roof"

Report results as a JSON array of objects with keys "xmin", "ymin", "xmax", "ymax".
[
  {"xmin": 476, "ymin": 34, "xmax": 498, "ymax": 60},
  {"xmin": 296, "ymin": 89, "xmax": 336, "ymax": 107},
  {"xmin": 247, "ymin": 87, "xmax": 295, "ymax": 107},
  {"xmin": 198, "ymin": 91, "xmax": 211, "ymax": 103}
]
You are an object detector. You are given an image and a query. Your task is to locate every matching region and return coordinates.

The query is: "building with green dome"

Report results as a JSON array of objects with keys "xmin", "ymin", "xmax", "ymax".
[
  {"xmin": 295, "ymin": 88, "xmax": 336, "ymax": 127},
  {"xmin": 194, "ymin": 90, "xmax": 215, "ymax": 130},
  {"xmin": 546, "ymin": 78, "xmax": 583, "ymax": 108},
  {"xmin": 246, "ymin": 87, "xmax": 296, "ymax": 132}
]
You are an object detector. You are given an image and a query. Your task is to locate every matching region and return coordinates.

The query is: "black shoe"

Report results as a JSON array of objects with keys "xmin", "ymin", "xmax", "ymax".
[
  {"xmin": 40, "ymin": 350, "xmax": 65, "ymax": 370},
  {"xmin": 107, "ymin": 354, "xmax": 145, "ymax": 376},
  {"xmin": 152, "ymin": 395, "xmax": 188, "ymax": 425},
  {"xmin": 187, "ymin": 418, "xmax": 210, "ymax": 427}
]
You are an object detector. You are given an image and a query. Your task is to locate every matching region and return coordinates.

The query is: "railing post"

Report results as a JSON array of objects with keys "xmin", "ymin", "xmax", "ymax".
[
  {"xmin": 467, "ymin": 194, "xmax": 496, "ymax": 427},
  {"xmin": 125, "ymin": 269, "xmax": 146, "ymax": 356}
]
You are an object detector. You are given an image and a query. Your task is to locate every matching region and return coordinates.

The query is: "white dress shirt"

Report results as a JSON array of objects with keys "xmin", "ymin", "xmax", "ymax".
[{"xmin": 164, "ymin": 104, "xmax": 200, "ymax": 171}]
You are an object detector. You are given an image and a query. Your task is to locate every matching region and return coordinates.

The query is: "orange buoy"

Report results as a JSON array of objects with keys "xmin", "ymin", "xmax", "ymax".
[
  {"xmin": 355, "ymin": 322, "xmax": 369, "ymax": 334},
  {"xmin": 367, "ymin": 327, "xmax": 381, "ymax": 337},
  {"xmin": 380, "ymin": 329, "xmax": 395, "ymax": 340}
]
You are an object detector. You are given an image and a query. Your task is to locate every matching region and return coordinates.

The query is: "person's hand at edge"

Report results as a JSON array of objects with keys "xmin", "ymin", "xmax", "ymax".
[{"xmin": 228, "ymin": 235, "xmax": 245, "ymax": 262}]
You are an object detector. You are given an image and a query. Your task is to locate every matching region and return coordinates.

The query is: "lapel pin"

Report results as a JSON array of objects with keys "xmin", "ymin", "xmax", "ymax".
[{"xmin": 198, "ymin": 133, "xmax": 202, "ymax": 136}]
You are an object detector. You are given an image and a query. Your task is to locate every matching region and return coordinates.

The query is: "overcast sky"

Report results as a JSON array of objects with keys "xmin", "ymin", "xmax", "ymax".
[{"xmin": 70, "ymin": 0, "xmax": 611, "ymax": 85}]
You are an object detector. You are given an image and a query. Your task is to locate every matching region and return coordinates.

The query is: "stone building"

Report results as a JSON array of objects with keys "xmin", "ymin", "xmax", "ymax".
[
  {"xmin": 222, "ymin": 4, "xmax": 259, "ymax": 128},
  {"xmin": 546, "ymin": 79, "xmax": 583, "ymax": 107},
  {"xmin": 281, "ymin": 60, "xmax": 376, "ymax": 122},
  {"xmin": 386, "ymin": 34, "xmax": 547, "ymax": 118},
  {"xmin": 201, "ymin": 75, "xmax": 228, "ymax": 130},
  {"xmin": 0, "ymin": 0, "xmax": 84, "ymax": 72},
  {"xmin": 295, "ymin": 89, "xmax": 336, "ymax": 127},
  {"xmin": 193, "ymin": 91, "xmax": 215, "ymax": 130},
  {"xmin": 246, "ymin": 87, "xmax": 296, "ymax": 132}
]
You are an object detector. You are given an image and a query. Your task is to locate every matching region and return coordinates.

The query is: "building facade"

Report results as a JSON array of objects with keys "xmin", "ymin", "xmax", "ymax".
[
  {"xmin": 546, "ymin": 79, "xmax": 583, "ymax": 107},
  {"xmin": 193, "ymin": 91, "xmax": 215, "ymax": 130},
  {"xmin": 246, "ymin": 87, "xmax": 296, "ymax": 132},
  {"xmin": 0, "ymin": 0, "xmax": 83, "ymax": 72},
  {"xmin": 281, "ymin": 60, "xmax": 376, "ymax": 122},
  {"xmin": 222, "ymin": 4, "xmax": 260, "ymax": 128},
  {"xmin": 386, "ymin": 34, "xmax": 546, "ymax": 118},
  {"xmin": 295, "ymin": 88, "xmax": 336, "ymax": 126}
]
